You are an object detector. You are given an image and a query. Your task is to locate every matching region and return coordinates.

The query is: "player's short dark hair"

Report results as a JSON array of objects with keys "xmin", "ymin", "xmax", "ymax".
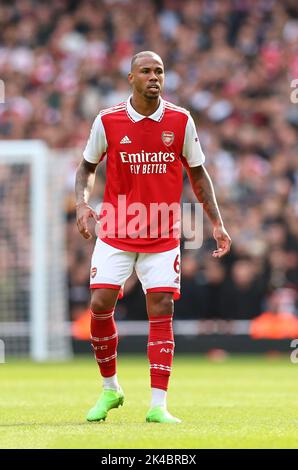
[{"xmin": 130, "ymin": 51, "xmax": 163, "ymax": 71}]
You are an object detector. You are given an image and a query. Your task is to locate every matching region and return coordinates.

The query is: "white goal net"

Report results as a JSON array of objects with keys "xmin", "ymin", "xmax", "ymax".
[{"xmin": 0, "ymin": 141, "xmax": 72, "ymax": 360}]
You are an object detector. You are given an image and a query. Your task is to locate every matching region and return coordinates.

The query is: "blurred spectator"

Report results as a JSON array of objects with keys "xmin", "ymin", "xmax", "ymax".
[{"xmin": 220, "ymin": 257, "xmax": 266, "ymax": 319}]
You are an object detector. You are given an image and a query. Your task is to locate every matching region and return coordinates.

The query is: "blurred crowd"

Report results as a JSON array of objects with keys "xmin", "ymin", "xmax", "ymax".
[{"xmin": 1, "ymin": 0, "xmax": 298, "ymax": 321}]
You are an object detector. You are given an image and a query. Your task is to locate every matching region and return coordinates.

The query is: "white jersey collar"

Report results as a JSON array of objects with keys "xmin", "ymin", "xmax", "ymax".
[{"xmin": 126, "ymin": 95, "xmax": 164, "ymax": 122}]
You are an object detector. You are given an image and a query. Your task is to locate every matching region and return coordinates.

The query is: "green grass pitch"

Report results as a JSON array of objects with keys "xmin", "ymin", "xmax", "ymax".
[{"xmin": 0, "ymin": 355, "xmax": 297, "ymax": 449}]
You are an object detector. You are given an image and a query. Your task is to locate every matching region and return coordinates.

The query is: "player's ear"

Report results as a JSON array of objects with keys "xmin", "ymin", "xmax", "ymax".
[{"xmin": 128, "ymin": 72, "xmax": 134, "ymax": 85}]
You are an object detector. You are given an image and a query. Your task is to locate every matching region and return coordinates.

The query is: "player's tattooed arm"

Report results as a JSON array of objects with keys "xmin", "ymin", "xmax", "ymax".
[
  {"xmin": 75, "ymin": 159, "xmax": 98, "ymax": 239},
  {"xmin": 187, "ymin": 165, "xmax": 222, "ymax": 225},
  {"xmin": 75, "ymin": 159, "xmax": 98, "ymax": 205},
  {"xmin": 187, "ymin": 165, "xmax": 232, "ymax": 258}
]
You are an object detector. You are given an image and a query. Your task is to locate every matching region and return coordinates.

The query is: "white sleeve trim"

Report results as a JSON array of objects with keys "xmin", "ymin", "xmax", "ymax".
[
  {"xmin": 182, "ymin": 115, "xmax": 206, "ymax": 167},
  {"xmin": 83, "ymin": 114, "xmax": 107, "ymax": 164}
]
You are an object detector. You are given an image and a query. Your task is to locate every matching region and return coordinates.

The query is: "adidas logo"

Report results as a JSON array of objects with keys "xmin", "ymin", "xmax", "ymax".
[{"xmin": 120, "ymin": 135, "xmax": 132, "ymax": 144}]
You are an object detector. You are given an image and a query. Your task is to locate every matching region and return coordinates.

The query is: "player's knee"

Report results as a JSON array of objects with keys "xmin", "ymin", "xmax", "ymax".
[
  {"xmin": 148, "ymin": 294, "xmax": 174, "ymax": 317},
  {"xmin": 90, "ymin": 290, "xmax": 117, "ymax": 313},
  {"xmin": 90, "ymin": 297, "xmax": 109, "ymax": 313}
]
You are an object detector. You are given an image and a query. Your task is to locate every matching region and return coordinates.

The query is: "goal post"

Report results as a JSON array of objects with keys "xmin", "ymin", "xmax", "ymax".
[{"xmin": 0, "ymin": 140, "xmax": 72, "ymax": 360}]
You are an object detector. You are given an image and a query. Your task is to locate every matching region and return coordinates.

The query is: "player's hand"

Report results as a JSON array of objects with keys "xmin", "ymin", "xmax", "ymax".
[
  {"xmin": 212, "ymin": 224, "xmax": 232, "ymax": 258},
  {"xmin": 76, "ymin": 202, "xmax": 98, "ymax": 240}
]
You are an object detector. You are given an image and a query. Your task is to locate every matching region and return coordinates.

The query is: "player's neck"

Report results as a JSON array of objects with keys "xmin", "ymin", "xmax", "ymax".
[{"xmin": 130, "ymin": 94, "xmax": 160, "ymax": 117}]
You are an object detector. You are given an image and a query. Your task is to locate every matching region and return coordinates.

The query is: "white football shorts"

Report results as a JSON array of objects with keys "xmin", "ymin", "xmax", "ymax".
[{"xmin": 90, "ymin": 238, "xmax": 181, "ymax": 300}]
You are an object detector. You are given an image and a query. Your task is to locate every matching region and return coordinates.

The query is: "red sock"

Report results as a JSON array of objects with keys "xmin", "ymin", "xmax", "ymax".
[
  {"xmin": 90, "ymin": 309, "xmax": 118, "ymax": 378},
  {"xmin": 147, "ymin": 315, "xmax": 175, "ymax": 391}
]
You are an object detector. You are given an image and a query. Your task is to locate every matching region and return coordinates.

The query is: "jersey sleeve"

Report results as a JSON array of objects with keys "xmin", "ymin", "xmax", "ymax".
[
  {"xmin": 182, "ymin": 114, "xmax": 206, "ymax": 167},
  {"xmin": 83, "ymin": 114, "xmax": 107, "ymax": 164}
]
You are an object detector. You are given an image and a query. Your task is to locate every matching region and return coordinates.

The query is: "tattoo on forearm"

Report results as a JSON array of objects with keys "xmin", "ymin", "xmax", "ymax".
[
  {"xmin": 188, "ymin": 166, "xmax": 223, "ymax": 226},
  {"xmin": 75, "ymin": 160, "xmax": 97, "ymax": 204}
]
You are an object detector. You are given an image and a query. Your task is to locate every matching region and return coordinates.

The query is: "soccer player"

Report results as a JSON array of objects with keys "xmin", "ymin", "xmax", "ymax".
[{"xmin": 75, "ymin": 51, "xmax": 231, "ymax": 423}]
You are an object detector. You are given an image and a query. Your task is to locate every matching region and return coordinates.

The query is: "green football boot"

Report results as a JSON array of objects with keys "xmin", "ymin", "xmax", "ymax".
[
  {"xmin": 86, "ymin": 387, "xmax": 124, "ymax": 422},
  {"xmin": 146, "ymin": 406, "xmax": 181, "ymax": 424}
]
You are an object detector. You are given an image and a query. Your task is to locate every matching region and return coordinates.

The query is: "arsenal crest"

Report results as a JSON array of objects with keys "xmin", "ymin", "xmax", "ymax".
[{"xmin": 162, "ymin": 131, "xmax": 174, "ymax": 146}]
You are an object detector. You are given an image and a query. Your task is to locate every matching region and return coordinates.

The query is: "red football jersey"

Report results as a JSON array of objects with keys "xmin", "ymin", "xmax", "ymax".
[{"xmin": 83, "ymin": 97, "xmax": 205, "ymax": 252}]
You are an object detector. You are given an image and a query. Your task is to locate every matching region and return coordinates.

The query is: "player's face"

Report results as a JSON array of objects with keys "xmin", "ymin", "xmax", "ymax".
[{"xmin": 129, "ymin": 56, "xmax": 164, "ymax": 100}]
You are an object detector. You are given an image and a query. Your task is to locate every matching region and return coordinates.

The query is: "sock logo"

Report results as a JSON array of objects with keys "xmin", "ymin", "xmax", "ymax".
[{"xmin": 160, "ymin": 348, "xmax": 173, "ymax": 355}]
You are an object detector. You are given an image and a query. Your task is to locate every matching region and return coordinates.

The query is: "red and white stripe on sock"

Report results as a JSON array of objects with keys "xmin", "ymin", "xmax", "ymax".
[
  {"xmin": 147, "ymin": 314, "xmax": 175, "ymax": 392},
  {"xmin": 90, "ymin": 308, "xmax": 118, "ymax": 378}
]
